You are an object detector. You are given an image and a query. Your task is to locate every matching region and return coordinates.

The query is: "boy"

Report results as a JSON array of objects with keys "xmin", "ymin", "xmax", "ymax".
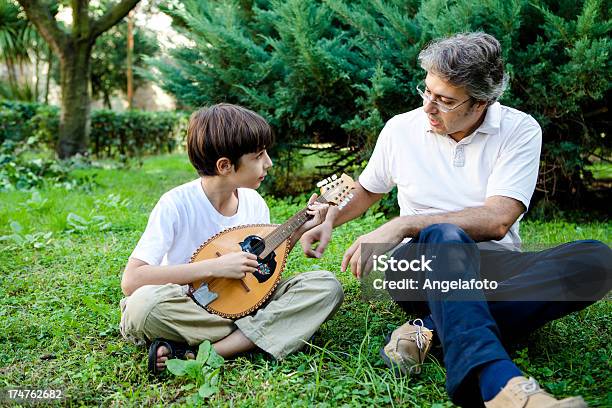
[{"xmin": 120, "ymin": 103, "xmax": 344, "ymax": 373}]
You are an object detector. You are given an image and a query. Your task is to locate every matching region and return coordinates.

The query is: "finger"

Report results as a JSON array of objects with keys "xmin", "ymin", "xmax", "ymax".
[
  {"xmin": 244, "ymin": 252, "xmax": 258, "ymax": 260},
  {"xmin": 307, "ymin": 193, "xmax": 318, "ymax": 205},
  {"xmin": 300, "ymin": 232, "xmax": 321, "ymax": 257},
  {"xmin": 314, "ymin": 233, "xmax": 330, "ymax": 258},
  {"xmin": 246, "ymin": 259, "xmax": 260, "ymax": 268},
  {"xmin": 305, "ymin": 210, "xmax": 322, "ymax": 224},
  {"xmin": 341, "ymin": 241, "xmax": 359, "ymax": 272},
  {"xmin": 350, "ymin": 250, "xmax": 360, "ymax": 279},
  {"xmin": 300, "ymin": 238, "xmax": 318, "ymax": 258}
]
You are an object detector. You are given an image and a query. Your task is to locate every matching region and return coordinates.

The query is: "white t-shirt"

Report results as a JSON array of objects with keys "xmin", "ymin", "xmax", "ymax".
[
  {"xmin": 131, "ymin": 179, "xmax": 270, "ymax": 266},
  {"xmin": 359, "ymin": 103, "xmax": 542, "ymax": 246}
]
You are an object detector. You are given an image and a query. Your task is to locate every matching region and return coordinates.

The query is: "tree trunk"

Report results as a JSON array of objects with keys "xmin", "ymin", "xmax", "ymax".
[
  {"xmin": 34, "ymin": 50, "xmax": 40, "ymax": 101},
  {"xmin": 103, "ymin": 91, "xmax": 112, "ymax": 109},
  {"xmin": 126, "ymin": 10, "xmax": 134, "ymax": 109},
  {"xmin": 44, "ymin": 48, "xmax": 52, "ymax": 104},
  {"xmin": 57, "ymin": 41, "xmax": 92, "ymax": 159}
]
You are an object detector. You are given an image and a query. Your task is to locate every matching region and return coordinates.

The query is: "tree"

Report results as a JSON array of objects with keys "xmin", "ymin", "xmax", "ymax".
[
  {"xmin": 90, "ymin": 21, "xmax": 158, "ymax": 109},
  {"xmin": 0, "ymin": 0, "xmax": 47, "ymax": 101},
  {"xmin": 17, "ymin": 0, "xmax": 140, "ymax": 158}
]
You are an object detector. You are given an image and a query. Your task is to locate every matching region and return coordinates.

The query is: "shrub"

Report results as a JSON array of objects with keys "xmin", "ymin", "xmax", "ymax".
[
  {"xmin": 154, "ymin": 0, "xmax": 611, "ymax": 208},
  {"xmin": 0, "ymin": 100, "xmax": 40, "ymax": 144},
  {"xmin": 89, "ymin": 109, "xmax": 188, "ymax": 158},
  {"xmin": 0, "ymin": 100, "xmax": 188, "ymax": 159},
  {"xmin": 0, "ymin": 139, "xmax": 84, "ymax": 191}
]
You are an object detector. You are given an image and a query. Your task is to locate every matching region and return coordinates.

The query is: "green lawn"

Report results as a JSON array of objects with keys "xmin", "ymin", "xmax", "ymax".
[{"xmin": 0, "ymin": 153, "xmax": 610, "ymax": 407}]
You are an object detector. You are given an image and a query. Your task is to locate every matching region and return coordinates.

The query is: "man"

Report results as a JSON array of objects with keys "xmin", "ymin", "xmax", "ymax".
[{"xmin": 301, "ymin": 32, "xmax": 611, "ymax": 407}]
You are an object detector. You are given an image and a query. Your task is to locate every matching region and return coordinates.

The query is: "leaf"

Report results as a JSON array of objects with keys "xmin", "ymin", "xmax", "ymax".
[
  {"xmin": 196, "ymin": 340, "xmax": 211, "ymax": 363},
  {"xmin": 66, "ymin": 213, "xmax": 89, "ymax": 231},
  {"xmin": 198, "ymin": 383, "xmax": 219, "ymax": 398},
  {"xmin": 66, "ymin": 213, "xmax": 87, "ymax": 225},
  {"xmin": 207, "ymin": 367, "xmax": 221, "ymax": 386},
  {"xmin": 9, "ymin": 221, "xmax": 22, "ymax": 233},
  {"xmin": 180, "ymin": 383, "xmax": 196, "ymax": 391},
  {"xmin": 186, "ymin": 393, "xmax": 204, "ymax": 406},
  {"xmin": 184, "ymin": 360, "xmax": 203, "ymax": 379},
  {"xmin": 166, "ymin": 358, "xmax": 187, "ymax": 376},
  {"xmin": 206, "ymin": 351, "xmax": 224, "ymax": 368}
]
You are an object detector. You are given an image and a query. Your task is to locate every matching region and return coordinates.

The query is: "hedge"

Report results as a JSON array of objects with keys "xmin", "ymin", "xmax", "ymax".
[{"xmin": 0, "ymin": 100, "xmax": 188, "ymax": 158}]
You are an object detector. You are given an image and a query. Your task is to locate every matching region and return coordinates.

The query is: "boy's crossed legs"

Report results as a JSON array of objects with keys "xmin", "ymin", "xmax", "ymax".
[{"xmin": 120, "ymin": 270, "xmax": 343, "ymax": 371}]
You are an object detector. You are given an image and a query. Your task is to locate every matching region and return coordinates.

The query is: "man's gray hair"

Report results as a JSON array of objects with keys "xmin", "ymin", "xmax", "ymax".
[{"xmin": 418, "ymin": 32, "xmax": 509, "ymax": 105}]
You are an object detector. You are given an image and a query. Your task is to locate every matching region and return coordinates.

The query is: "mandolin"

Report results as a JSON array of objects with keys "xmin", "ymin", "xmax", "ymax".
[{"xmin": 188, "ymin": 174, "xmax": 355, "ymax": 319}]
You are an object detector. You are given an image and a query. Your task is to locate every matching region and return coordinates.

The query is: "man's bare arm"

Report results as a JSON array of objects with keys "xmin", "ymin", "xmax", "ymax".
[
  {"xmin": 395, "ymin": 195, "xmax": 525, "ymax": 241},
  {"xmin": 341, "ymin": 195, "xmax": 525, "ymax": 277},
  {"xmin": 328, "ymin": 181, "xmax": 384, "ymax": 226}
]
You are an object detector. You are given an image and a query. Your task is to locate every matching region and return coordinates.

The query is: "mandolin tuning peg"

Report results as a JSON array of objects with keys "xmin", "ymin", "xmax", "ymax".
[
  {"xmin": 317, "ymin": 179, "xmax": 328, "ymax": 188},
  {"xmin": 348, "ymin": 193, "xmax": 354, "ymax": 199},
  {"xmin": 331, "ymin": 174, "xmax": 338, "ymax": 181}
]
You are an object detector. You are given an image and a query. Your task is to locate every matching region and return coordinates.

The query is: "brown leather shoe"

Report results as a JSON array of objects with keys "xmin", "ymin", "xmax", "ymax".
[
  {"xmin": 484, "ymin": 376, "xmax": 587, "ymax": 408},
  {"xmin": 380, "ymin": 318, "xmax": 433, "ymax": 375}
]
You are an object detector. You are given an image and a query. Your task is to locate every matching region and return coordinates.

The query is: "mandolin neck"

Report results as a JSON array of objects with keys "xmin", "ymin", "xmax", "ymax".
[{"xmin": 259, "ymin": 196, "xmax": 328, "ymax": 258}]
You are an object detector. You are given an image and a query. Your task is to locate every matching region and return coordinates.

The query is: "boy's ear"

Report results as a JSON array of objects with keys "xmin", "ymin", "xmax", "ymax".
[{"xmin": 215, "ymin": 157, "xmax": 234, "ymax": 175}]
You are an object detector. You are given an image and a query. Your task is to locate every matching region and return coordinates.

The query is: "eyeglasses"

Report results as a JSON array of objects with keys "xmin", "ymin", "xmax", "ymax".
[{"xmin": 416, "ymin": 84, "xmax": 472, "ymax": 113}]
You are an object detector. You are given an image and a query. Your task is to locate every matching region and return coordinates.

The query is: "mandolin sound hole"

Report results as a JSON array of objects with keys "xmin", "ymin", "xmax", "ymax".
[{"xmin": 239, "ymin": 235, "xmax": 277, "ymax": 283}]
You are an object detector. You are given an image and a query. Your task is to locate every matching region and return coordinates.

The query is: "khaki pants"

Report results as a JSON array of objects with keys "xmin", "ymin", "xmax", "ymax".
[{"xmin": 120, "ymin": 271, "xmax": 344, "ymax": 360}]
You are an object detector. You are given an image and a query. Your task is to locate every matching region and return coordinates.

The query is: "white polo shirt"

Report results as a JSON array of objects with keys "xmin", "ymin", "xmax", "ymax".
[
  {"xmin": 359, "ymin": 102, "xmax": 542, "ymax": 246},
  {"xmin": 131, "ymin": 179, "xmax": 270, "ymax": 266}
]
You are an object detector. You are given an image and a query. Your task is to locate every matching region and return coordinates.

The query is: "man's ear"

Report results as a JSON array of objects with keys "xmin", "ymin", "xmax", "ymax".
[
  {"xmin": 215, "ymin": 157, "xmax": 233, "ymax": 175},
  {"xmin": 474, "ymin": 100, "xmax": 488, "ymax": 113}
]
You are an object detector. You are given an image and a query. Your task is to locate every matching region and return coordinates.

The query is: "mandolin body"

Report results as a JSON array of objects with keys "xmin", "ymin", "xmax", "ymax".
[{"xmin": 189, "ymin": 224, "xmax": 290, "ymax": 319}]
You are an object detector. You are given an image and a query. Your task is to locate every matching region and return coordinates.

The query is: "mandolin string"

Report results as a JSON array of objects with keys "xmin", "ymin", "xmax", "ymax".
[
  {"xmin": 249, "ymin": 194, "xmax": 331, "ymax": 255},
  {"xmin": 201, "ymin": 183, "xmax": 347, "ymax": 287},
  {"xmin": 204, "ymin": 207, "xmax": 311, "ymax": 286}
]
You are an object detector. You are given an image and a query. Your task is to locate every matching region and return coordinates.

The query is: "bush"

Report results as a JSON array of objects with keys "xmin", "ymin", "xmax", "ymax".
[
  {"xmin": 0, "ymin": 139, "xmax": 87, "ymax": 191},
  {"xmin": 0, "ymin": 100, "xmax": 40, "ymax": 144},
  {"xmin": 89, "ymin": 110, "xmax": 187, "ymax": 158},
  {"xmin": 0, "ymin": 101, "xmax": 188, "ymax": 159},
  {"xmin": 154, "ymin": 0, "xmax": 611, "ymax": 207}
]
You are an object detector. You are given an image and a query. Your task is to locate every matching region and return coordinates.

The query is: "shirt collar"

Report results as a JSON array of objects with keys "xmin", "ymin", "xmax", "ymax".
[
  {"xmin": 475, "ymin": 102, "xmax": 501, "ymax": 135},
  {"xmin": 422, "ymin": 102, "xmax": 501, "ymax": 139}
]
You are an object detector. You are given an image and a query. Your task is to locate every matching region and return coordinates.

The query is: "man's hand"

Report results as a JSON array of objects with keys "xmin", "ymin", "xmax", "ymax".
[
  {"xmin": 208, "ymin": 252, "xmax": 259, "ymax": 279},
  {"xmin": 300, "ymin": 221, "xmax": 333, "ymax": 258},
  {"xmin": 341, "ymin": 218, "xmax": 406, "ymax": 279}
]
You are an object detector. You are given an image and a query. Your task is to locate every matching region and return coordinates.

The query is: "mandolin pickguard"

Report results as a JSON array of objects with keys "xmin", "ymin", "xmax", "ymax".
[{"xmin": 239, "ymin": 235, "xmax": 277, "ymax": 283}]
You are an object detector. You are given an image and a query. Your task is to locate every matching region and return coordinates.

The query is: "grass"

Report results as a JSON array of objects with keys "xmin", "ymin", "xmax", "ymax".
[{"xmin": 0, "ymin": 153, "xmax": 610, "ymax": 407}]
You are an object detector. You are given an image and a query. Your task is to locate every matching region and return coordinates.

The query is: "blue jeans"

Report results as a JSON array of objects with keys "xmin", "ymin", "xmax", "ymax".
[{"xmin": 392, "ymin": 223, "xmax": 611, "ymax": 407}]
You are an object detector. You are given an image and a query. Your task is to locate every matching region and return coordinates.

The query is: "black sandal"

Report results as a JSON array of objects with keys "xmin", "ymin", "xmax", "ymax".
[{"xmin": 147, "ymin": 338, "xmax": 197, "ymax": 375}]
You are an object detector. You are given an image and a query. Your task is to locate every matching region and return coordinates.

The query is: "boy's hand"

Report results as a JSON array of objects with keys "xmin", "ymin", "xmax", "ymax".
[
  {"xmin": 210, "ymin": 252, "xmax": 259, "ymax": 279},
  {"xmin": 296, "ymin": 194, "xmax": 329, "ymax": 235},
  {"xmin": 290, "ymin": 194, "xmax": 329, "ymax": 250}
]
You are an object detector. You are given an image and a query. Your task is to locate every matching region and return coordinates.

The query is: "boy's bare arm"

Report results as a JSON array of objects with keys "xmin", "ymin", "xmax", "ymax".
[{"xmin": 121, "ymin": 252, "xmax": 259, "ymax": 296}]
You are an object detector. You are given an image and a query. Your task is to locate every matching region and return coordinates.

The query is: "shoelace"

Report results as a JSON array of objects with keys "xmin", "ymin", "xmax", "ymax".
[
  {"xmin": 411, "ymin": 318, "xmax": 428, "ymax": 351},
  {"xmin": 393, "ymin": 318, "xmax": 430, "ymax": 368},
  {"xmin": 517, "ymin": 377, "xmax": 541, "ymax": 395}
]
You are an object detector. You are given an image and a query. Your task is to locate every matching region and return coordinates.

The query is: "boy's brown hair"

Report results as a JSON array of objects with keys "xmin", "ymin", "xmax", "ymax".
[{"xmin": 187, "ymin": 103, "xmax": 274, "ymax": 176}]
